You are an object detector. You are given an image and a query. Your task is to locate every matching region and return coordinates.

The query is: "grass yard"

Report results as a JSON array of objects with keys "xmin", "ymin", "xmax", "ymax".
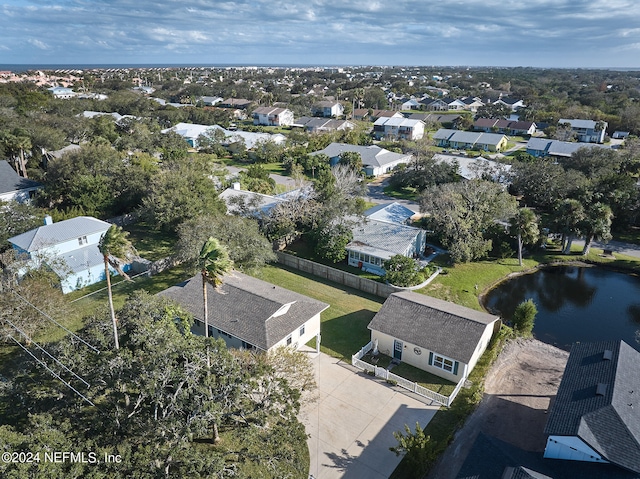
[
  {"xmin": 123, "ymin": 222, "xmax": 178, "ymax": 261},
  {"xmin": 382, "ymin": 184, "xmax": 418, "ymax": 201},
  {"xmin": 254, "ymin": 264, "xmax": 383, "ymax": 360},
  {"xmin": 362, "ymin": 352, "xmax": 456, "ymax": 396}
]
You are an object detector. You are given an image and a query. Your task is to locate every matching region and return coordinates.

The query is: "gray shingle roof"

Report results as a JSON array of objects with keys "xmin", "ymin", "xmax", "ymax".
[
  {"xmin": 8, "ymin": 216, "xmax": 111, "ymax": 252},
  {"xmin": 0, "ymin": 160, "xmax": 42, "ymax": 195},
  {"xmin": 367, "ymin": 291, "xmax": 499, "ymax": 363},
  {"xmin": 311, "ymin": 142, "xmax": 411, "ymax": 169},
  {"xmin": 158, "ymin": 272, "xmax": 329, "ymax": 351},
  {"xmin": 559, "ymin": 118, "xmax": 599, "ymax": 129},
  {"xmin": 544, "ymin": 340, "xmax": 640, "ymax": 474}
]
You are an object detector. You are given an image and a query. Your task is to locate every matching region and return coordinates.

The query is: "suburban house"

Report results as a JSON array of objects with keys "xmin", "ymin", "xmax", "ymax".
[
  {"xmin": 433, "ymin": 128, "xmax": 508, "ymax": 152},
  {"xmin": 373, "ymin": 117, "xmax": 425, "ymax": 141},
  {"xmin": 0, "ymin": 160, "xmax": 42, "ymax": 203},
  {"xmin": 41, "ymin": 144, "xmax": 81, "ymax": 169},
  {"xmin": 461, "ymin": 97, "xmax": 485, "ymax": 112},
  {"xmin": 219, "ymin": 98, "xmax": 252, "ymax": 109},
  {"xmin": 7, "ymin": 216, "xmax": 128, "ymax": 294},
  {"xmin": 47, "ymin": 86, "xmax": 76, "ymax": 99},
  {"xmin": 162, "ymin": 122, "xmax": 286, "ymax": 149},
  {"xmin": 494, "ymin": 97, "xmax": 526, "ymax": 111},
  {"xmin": 252, "ymin": 106, "xmax": 294, "ymax": 127},
  {"xmin": 362, "ymin": 202, "xmax": 417, "ymax": 225},
  {"xmin": 558, "ymin": 118, "xmax": 608, "ymax": 143},
  {"xmin": 292, "ymin": 117, "xmax": 354, "ymax": 133},
  {"xmin": 219, "ymin": 182, "xmax": 288, "ymax": 216},
  {"xmin": 526, "ymin": 138, "xmax": 609, "ymax": 158},
  {"xmin": 310, "ymin": 142, "xmax": 412, "ymax": 177},
  {"xmin": 352, "ymin": 109, "xmax": 402, "ymax": 121},
  {"xmin": 474, "ymin": 118, "xmax": 536, "ymax": 136},
  {"xmin": 197, "ymin": 96, "xmax": 223, "ymax": 106},
  {"xmin": 312, "ymin": 101, "xmax": 344, "ymax": 118},
  {"xmin": 158, "ymin": 272, "xmax": 329, "ymax": 352},
  {"xmin": 367, "ymin": 291, "xmax": 500, "ymax": 381},
  {"xmin": 408, "ymin": 112, "xmax": 462, "ymax": 128},
  {"xmin": 612, "ymin": 131, "xmax": 630, "ymax": 140},
  {"xmin": 346, "ymin": 213, "xmax": 426, "ymax": 275},
  {"xmin": 433, "ymin": 154, "xmax": 512, "ymax": 182},
  {"xmin": 399, "ymin": 98, "xmax": 421, "ymax": 110},
  {"xmin": 544, "ymin": 340, "xmax": 640, "ymax": 474}
]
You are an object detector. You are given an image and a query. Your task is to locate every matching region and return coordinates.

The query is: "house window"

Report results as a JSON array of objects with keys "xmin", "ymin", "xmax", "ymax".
[
  {"xmin": 299, "ymin": 325, "xmax": 305, "ymax": 336},
  {"xmin": 430, "ymin": 352, "xmax": 458, "ymax": 374},
  {"xmin": 78, "ymin": 235, "xmax": 88, "ymax": 246},
  {"xmin": 286, "ymin": 335, "xmax": 292, "ymax": 346}
]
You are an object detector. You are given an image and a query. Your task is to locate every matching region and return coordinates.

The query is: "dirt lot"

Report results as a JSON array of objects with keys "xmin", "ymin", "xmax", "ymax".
[{"xmin": 427, "ymin": 338, "xmax": 569, "ymax": 479}]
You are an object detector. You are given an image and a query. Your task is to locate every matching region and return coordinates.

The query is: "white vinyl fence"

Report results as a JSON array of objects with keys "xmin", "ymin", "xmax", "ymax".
[{"xmin": 352, "ymin": 341, "xmax": 466, "ymax": 407}]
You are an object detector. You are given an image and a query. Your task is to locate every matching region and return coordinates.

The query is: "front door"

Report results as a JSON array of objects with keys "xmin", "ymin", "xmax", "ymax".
[{"xmin": 393, "ymin": 340, "xmax": 403, "ymax": 361}]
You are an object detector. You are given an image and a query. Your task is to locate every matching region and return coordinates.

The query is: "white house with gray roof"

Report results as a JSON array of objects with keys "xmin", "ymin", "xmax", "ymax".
[
  {"xmin": 544, "ymin": 340, "xmax": 640, "ymax": 474},
  {"xmin": 7, "ymin": 216, "xmax": 129, "ymax": 294},
  {"xmin": 162, "ymin": 122, "xmax": 286, "ymax": 149},
  {"xmin": 158, "ymin": 272, "xmax": 329, "ymax": 352},
  {"xmin": 252, "ymin": 106, "xmax": 294, "ymax": 126},
  {"xmin": 558, "ymin": 118, "xmax": 607, "ymax": 144},
  {"xmin": 373, "ymin": 117, "xmax": 425, "ymax": 141},
  {"xmin": 367, "ymin": 291, "xmax": 500, "ymax": 381},
  {"xmin": 0, "ymin": 160, "xmax": 42, "ymax": 203},
  {"xmin": 433, "ymin": 129, "xmax": 508, "ymax": 152},
  {"xmin": 310, "ymin": 142, "xmax": 412, "ymax": 177}
]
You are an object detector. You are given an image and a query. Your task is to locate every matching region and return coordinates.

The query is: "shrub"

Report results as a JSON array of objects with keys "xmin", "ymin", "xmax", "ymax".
[{"xmin": 512, "ymin": 298, "xmax": 537, "ymax": 336}]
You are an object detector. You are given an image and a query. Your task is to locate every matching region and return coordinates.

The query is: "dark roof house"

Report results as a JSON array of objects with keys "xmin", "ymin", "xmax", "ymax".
[
  {"xmin": 0, "ymin": 160, "xmax": 42, "ymax": 203},
  {"xmin": 544, "ymin": 340, "xmax": 640, "ymax": 474},
  {"xmin": 158, "ymin": 272, "xmax": 329, "ymax": 351},
  {"xmin": 367, "ymin": 291, "xmax": 499, "ymax": 380}
]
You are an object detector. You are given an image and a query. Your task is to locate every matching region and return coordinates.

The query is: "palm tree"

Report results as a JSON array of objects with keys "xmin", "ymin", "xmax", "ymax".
[
  {"xmin": 198, "ymin": 237, "xmax": 233, "ymax": 444},
  {"xmin": 509, "ymin": 208, "xmax": 540, "ymax": 266},
  {"xmin": 98, "ymin": 225, "xmax": 136, "ymax": 350},
  {"xmin": 581, "ymin": 202, "xmax": 613, "ymax": 256},
  {"xmin": 199, "ymin": 237, "xmax": 233, "ymax": 363}
]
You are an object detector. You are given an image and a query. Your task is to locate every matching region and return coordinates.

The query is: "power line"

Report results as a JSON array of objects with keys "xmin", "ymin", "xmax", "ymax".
[
  {"xmin": 10, "ymin": 290, "xmax": 100, "ymax": 354},
  {"xmin": 6, "ymin": 335, "xmax": 95, "ymax": 407},
  {"xmin": 3, "ymin": 318, "xmax": 90, "ymax": 389},
  {"xmin": 69, "ymin": 270, "xmax": 150, "ymax": 304}
]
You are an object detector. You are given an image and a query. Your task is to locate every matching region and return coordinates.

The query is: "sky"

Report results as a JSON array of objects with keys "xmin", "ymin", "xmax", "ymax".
[{"xmin": 2, "ymin": 0, "xmax": 640, "ymax": 68}]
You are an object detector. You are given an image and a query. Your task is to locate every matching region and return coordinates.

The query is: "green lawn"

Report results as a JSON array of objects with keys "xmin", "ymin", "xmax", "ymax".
[
  {"xmin": 123, "ymin": 222, "xmax": 178, "ymax": 261},
  {"xmin": 382, "ymin": 184, "xmax": 418, "ymax": 201},
  {"xmin": 362, "ymin": 352, "xmax": 456, "ymax": 396},
  {"xmin": 254, "ymin": 264, "xmax": 383, "ymax": 359}
]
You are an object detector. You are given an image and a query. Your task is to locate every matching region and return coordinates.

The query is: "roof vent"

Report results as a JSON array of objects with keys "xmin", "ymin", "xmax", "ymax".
[
  {"xmin": 603, "ymin": 350, "xmax": 613, "ymax": 361},
  {"xmin": 596, "ymin": 383, "xmax": 608, "ymax": 396}
]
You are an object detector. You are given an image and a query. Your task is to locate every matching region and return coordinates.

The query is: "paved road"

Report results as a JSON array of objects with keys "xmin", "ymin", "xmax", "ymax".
[{"xmin": 574, "ymin": 239, "xmax": 640, "ymax": 259}]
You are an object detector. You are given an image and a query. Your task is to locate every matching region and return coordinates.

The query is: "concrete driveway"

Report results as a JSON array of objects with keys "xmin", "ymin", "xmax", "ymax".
[{"xmin": 299, "ymin": 351, "xmax": 440, "ymax": 479}]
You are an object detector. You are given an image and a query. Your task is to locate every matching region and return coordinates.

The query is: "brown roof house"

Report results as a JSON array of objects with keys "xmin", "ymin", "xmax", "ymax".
[
  {"xmin": 367, "ymin": 291, "xmax": 500, "ymax": 381},
  {"xmin": 159, "ymin": 272, "xmax": 329, "ymax": 352}
]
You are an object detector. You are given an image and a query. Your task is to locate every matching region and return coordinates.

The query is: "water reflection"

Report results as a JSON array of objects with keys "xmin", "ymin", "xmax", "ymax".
[{"xmin": 483, "ymin": 266, "xmax": 640, "ymax": 351}]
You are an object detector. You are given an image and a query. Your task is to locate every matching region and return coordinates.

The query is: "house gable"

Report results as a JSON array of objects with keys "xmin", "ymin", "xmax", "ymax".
[
  {"xmin": 158, "ymin": 272, "xmax": 328, "ymax": 351},
  {"xmin": 544, "ymin": 340, "xmax": 640, "ymax": 473}
]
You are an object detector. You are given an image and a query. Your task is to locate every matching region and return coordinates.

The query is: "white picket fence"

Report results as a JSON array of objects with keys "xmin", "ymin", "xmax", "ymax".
[{"xmin": 351, "ymin": 341, "xmax": 466, "ymax": 407}]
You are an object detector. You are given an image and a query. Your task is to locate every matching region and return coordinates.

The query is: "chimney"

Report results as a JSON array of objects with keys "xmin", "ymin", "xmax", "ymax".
[
  {"xmin": 44, "ymin": 215, "xmax": 53, "ymax": 225},
  {"xmin": 232, "ymin": 182, "xmax": 241, "ymax": 190}
]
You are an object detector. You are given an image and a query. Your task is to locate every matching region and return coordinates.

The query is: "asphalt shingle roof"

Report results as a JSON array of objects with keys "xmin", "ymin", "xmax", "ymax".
[
  {"xmin": 158, "ymin": 272, "xmax": 329, "ymax": 351},
  {"xmin": 367, "ymin": 291, "xmax": 499, "ymax": 363},
  {"xmin": 311, "ymin": 142, "xmax": 411, "ymax": 169},
  {"xmin": 0, "ymin": 160, "xmax": 42, "ymax": 195},
  {"xmin": 8, "ymin": 216, "xmax": 111, "ymax": 252},
  {"xmin": 544, "ymin": 340, "xmax": 640, "ymax": 474}
]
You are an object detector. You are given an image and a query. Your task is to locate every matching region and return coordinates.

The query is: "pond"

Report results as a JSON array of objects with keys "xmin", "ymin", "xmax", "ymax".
[{"xmin": 483, "ymin": 265, "xmax": 640, "ymax": 351}]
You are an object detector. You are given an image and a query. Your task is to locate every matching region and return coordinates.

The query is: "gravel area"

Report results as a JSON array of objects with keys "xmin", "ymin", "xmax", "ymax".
[{"xmin": 427, "ymin": 338, "xmax": 569, "ymax": 479}]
